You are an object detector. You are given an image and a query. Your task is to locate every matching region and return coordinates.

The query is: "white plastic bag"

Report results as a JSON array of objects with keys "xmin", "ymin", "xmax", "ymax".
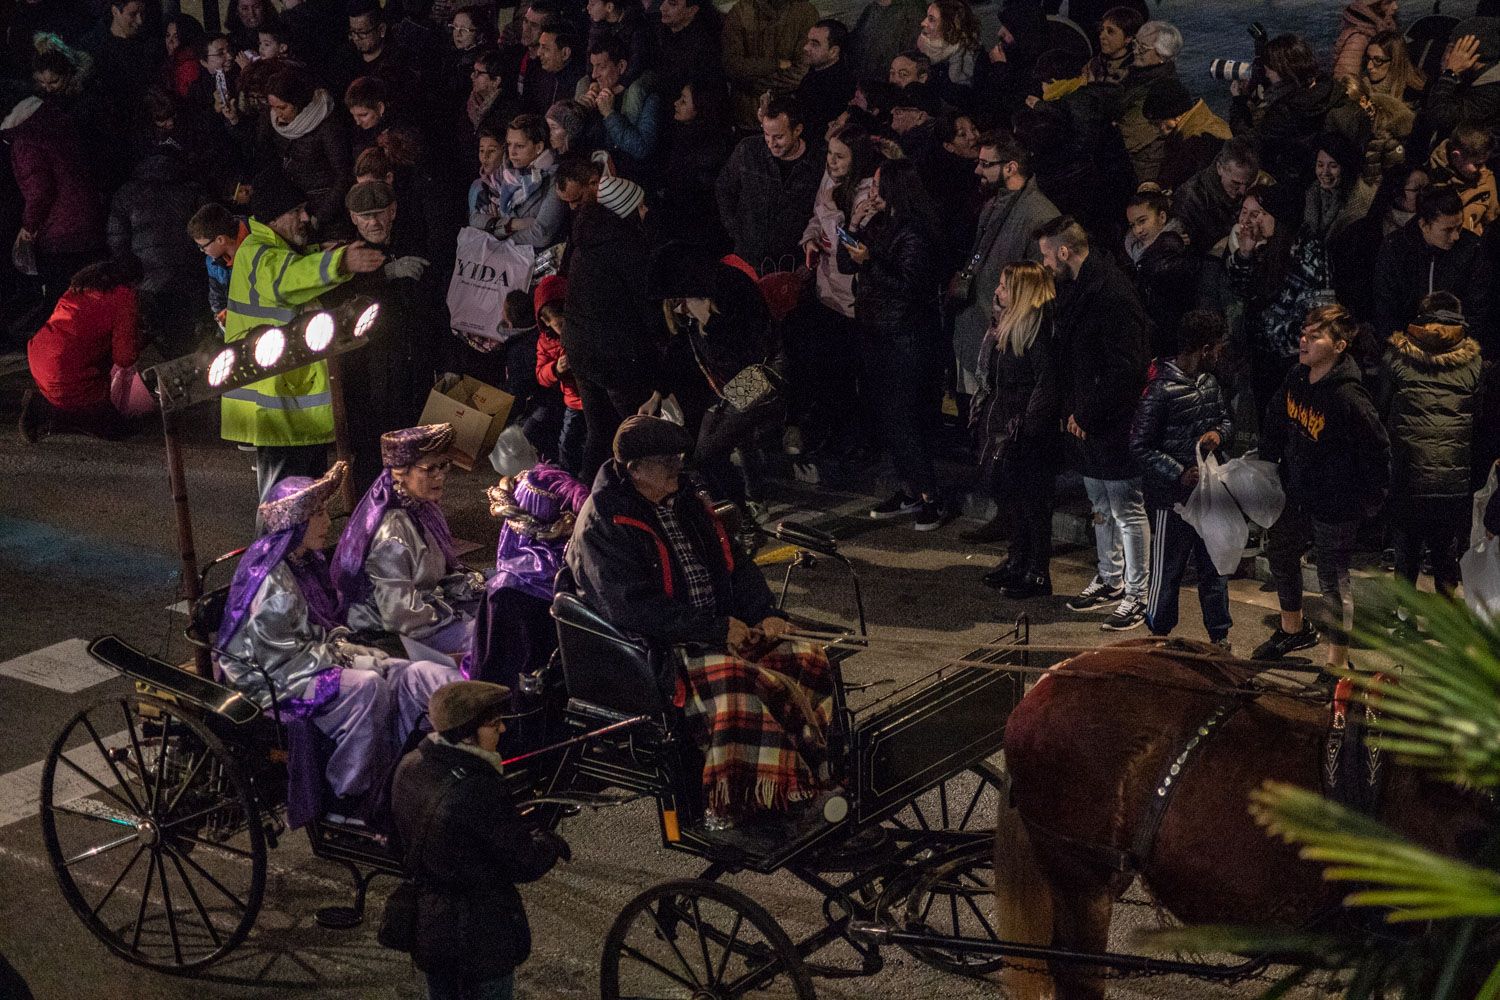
[
  {"xmin": 447, "ymin": 227, "xmax": 536, "ymax": 340},
  {"xmin": 1472, "ymin": 463, "xmax": 1499, "ymax": 550},
  {"xmin": 1460, "ymin": 539, "xmax": 1500, "ymax": 622},
  {"xmin": 1174, "ymin": 444, "xmax": 1249, "ymax": 576},
  {"xmin": 488, "ymin": 424, "xmax": 538, "ymax": 477},
  {"xmin": 1219, "ymin": 453, "xmax": 1285, "ymax": 529}
]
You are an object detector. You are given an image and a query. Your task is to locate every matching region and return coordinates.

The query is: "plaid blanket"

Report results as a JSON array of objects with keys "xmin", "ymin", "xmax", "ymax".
[{"xmin": 681, "ymin": 638, "xmax": 835, "ymax": 819}]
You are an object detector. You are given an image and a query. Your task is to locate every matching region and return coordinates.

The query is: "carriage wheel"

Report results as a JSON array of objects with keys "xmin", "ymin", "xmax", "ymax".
[
  {"xmin": 883, "ymin": 763, "xmax": 1007, "ymax": 976},
  {"xmin": 40, "ymin": 695, "xmax": 266, "ymax": 973},
  {"xmin": 601, "ymin": 879, "xmax": 817, "ymax": 999}
]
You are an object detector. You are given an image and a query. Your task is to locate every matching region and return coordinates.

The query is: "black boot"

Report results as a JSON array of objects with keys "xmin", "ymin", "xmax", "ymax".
[
  {"xmin": 982, "ymin": 557, "xmax": 1026, "ymax": 589},
  {"xmin": 1003, "ymin": 570, "xmax": 1052, "ymax": 599}
]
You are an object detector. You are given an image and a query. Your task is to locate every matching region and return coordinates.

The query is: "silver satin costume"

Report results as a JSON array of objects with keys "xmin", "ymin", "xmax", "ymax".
[
  {"xmin": 217, "ymin": 562, "xmax": 348, "ymax": 709},
  {"xmin": 345, "ymin": 509, "xmax": 484, "ymax": 643}
]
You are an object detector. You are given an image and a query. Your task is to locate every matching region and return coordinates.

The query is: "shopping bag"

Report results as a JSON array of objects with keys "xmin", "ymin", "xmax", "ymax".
[
  {"xmin": 1174, "ymin": 443, "xmax": 1249, "ymax": 576},
  {"xmin": 109, "ymin": 364, "xmax": 156, "ymax": 417},
  {"xmin": 1472, "ymin": 463, "xmax": 1499, "ymax": 550},
  {"xmin": 448, "ymin": 227, "xmax": 535, "ymax": 340},
  {"xmin": 488, "ymin": 424, "xmax": 538, "ymax": 477},
  {"xmin": 1460, "ymin": 539, "xmax": 1500, "ymax": 622},
  {"xmin": 1218, "ymin": 452, "xmax": 1285, "ymax": 529}
]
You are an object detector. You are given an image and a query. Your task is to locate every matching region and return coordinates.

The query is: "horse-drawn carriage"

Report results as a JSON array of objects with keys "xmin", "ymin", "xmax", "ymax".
[{"xmin": 38, "ymin": 515, "xmax": 1030, "ymax": 992}]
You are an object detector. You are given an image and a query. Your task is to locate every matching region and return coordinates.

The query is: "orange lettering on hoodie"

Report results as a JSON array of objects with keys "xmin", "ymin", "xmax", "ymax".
[{"xmin": 1285, "ymin": 394, "xmax": 1326, "ymax": 441}]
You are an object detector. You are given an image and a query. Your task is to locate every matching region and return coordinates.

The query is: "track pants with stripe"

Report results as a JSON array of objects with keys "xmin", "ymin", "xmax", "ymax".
[{"xmin": 1145, "ymin": 506, "xmax": 1232, "ymax": 642}]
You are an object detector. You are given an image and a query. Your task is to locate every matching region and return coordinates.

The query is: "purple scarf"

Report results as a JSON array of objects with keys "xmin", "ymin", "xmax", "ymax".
[
  {"xmin": 331, "ymin": 468, "xmax": 461, "ymax": 610},
  {"xmin": 221, "ymin": 525, "xmax": 342, "ymax": 644},
  {"xmin": 489, "ymin": 462, "xmax": 589, "ymax": 601}
]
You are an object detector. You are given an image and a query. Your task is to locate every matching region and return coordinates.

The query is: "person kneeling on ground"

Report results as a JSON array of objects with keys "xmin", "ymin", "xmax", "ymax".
[
  {"xmin": 564, "ymin": 415, "xmax": 835, "ymax": 830},
  {"xmin": 216, "ymin": 462, "xmax": 463, "ymax": 818},
  {"xmin": 392, "ymin": 680, "xmax": 567, "ymax": 1000}
]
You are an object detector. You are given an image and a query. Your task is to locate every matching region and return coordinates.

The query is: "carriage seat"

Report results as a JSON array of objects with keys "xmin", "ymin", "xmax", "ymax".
[{"xmin": 551, "ymin": 592, "xmax": 675, "ymax": 718}]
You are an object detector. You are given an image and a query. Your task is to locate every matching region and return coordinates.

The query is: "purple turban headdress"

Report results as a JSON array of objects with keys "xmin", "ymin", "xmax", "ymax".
[
  {"xmin": 380, "ymin": 422, "xmax": 455, "ymax": 469},
  {"xmin": 486, "ymin": 462, "xmax": 589, "ymax": 601},
  {"xmin": 220, "ymin": 462, "xmax": 347, "ymax": 659}
]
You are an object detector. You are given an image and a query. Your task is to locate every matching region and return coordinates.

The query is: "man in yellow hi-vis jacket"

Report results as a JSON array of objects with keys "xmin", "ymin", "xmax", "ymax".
[{"xmin": 224, "ymin": 169, "xmax": 385, "ymax": 507}]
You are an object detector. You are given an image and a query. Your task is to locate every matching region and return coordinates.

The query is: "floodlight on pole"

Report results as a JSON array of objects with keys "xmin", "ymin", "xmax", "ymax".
[
  {"xmin": 253, "ymin": 327, "xmax": 286, "ymax": 368},
  {"xmin": 303, "ymin": 311, "xmax": 336, "ymax": 352}
]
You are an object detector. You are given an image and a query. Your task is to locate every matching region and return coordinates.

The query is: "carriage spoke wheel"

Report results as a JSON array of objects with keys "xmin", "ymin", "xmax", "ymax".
[
  {"xmin": 40, "ymin": 695, "xmax": 266, "ymax": 972},
  {"xmin": 601, "ymin": 879, "xmax": 817, "ymax": 999},
  {"xmin": 882, "ymin": 763, "xmax": 1007, "ymax": 975}
]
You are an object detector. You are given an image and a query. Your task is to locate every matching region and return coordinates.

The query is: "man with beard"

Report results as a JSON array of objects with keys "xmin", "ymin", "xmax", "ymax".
[
  {"xmin": 336, "ymin": 179, "xmax": 442, "ymax": 493},
  {"xmin": 222, "ymin": 168, "xmax": 386, "ymax": 511},
  {"xmin": 949, "ymin": 134, "xmax": 1058, "ymax": 515}
]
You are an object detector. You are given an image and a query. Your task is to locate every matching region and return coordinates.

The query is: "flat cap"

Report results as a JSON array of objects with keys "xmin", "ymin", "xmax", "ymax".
[
  {"xmin": 429, "ymin": 680, "xmax": 511, "ymax": 740},
  {"xmin": 613, "ymin": 414, "xmax": 693, "ymax": 464},
  {"xmin": 345, "ymin": 179, "xmax": 396, "ymax": 214}
]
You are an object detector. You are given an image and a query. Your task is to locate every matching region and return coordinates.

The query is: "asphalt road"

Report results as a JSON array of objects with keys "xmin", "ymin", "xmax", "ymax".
[{"xmin": 0, "ymin": 390, "xmax": 1355, "ymax": 1000}]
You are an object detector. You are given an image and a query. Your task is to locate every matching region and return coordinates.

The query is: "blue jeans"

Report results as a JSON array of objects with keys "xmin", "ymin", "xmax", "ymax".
[
  {"xmin": 425, "ymin": 970, "xmax": 514, "ymax": 1000},
  {"xmin": 1083, "ymin": 477, "xmax": 1149, "ymax": 599},
  {"xmin": 1145, "ymin": 507, "xmax": 1231, "ymax": 641}
]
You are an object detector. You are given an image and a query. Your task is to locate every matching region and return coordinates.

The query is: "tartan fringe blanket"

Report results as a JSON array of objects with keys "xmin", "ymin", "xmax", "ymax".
[{"xmin": 681, "ymin": 638, "xmax": 835, "ymax": 818}]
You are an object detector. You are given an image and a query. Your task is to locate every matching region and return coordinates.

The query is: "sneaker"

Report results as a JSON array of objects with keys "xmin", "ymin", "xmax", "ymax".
[
  {"xmin": 1250, "ymin": 622, "xmax": 1321, "ymax": 661},
  {"xmin": 1066, "ymin": 578, "xmax": 1123, "ymax": 612},
  {"xmin": 1101, "ymin": 596, "xmax": 1146, "ymax": 631},
  {"xmin": 1211, "ymin": 638, "xmax": 1233, "ymax": 656},
  {"xmin": 870, "ymin": 491, "xmax": 921, "ymax": 520},
  {"xmin": 912, "ymin": 500, "xmax": 945, "ymax": 531}
]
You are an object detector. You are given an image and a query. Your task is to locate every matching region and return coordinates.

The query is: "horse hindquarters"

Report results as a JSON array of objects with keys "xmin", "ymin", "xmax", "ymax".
[{"xmin": 994, "ymin": 790, "xmax": 1055, "ymax": 1000}]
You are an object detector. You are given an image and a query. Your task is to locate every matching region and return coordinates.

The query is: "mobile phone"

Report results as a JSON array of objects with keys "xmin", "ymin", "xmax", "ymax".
[{"xmin": 835, "ymin": 225, "xmax": 859, "ymax": 248}]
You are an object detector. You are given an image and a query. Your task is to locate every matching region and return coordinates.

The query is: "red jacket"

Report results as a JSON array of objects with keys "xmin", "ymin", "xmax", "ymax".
[
  {"xmin": 535, "ymin": 329, "xmax": 582, "ymax": 410},
  {"xmin": 8, "ymin": 100, "xmax": 105, "ymax": 254},
  {"xmin": 28, "ymin": 286, "xmax": 140, "ymax": 410}
]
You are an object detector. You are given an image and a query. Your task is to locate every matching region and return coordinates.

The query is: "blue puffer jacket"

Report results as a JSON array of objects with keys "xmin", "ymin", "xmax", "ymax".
[{"xmin": 1129, "ymin": 359, "xmax": 1234, "ymax": 509}]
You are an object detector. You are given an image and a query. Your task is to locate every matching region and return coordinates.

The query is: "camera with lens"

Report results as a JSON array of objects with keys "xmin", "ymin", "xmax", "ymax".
[{"xmin": 1207, "ymin": 22, "xmax": 1269, "ymax": 86}]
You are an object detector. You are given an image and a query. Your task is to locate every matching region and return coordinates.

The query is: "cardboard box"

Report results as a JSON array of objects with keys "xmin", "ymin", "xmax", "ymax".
[{"xmin": 416, "ymin": 375, "xmax": 515, "ymax": 471}]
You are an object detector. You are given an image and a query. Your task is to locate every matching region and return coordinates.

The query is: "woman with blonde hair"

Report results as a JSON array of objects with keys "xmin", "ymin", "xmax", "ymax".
[{"xmin": 971, "ymin": 261, "xmax": 1062, "ymax": 598}]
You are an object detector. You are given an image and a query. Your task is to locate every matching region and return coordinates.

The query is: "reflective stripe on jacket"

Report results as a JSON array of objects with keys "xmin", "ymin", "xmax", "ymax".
[{"xmin": 220, "ymin": 219, "xmax": 349, "ymax": 446}]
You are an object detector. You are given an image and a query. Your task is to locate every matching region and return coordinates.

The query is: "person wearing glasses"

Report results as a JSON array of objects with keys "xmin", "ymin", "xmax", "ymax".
[{"xmin": 334, "ymin": 423, "xmax": 487, "ymax": 656}]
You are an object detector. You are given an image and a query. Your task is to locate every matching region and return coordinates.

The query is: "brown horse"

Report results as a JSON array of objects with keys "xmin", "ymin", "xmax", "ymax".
[{"xmin": 992, "ymin": 638, "xmax": 1490, "ymax": 1000}]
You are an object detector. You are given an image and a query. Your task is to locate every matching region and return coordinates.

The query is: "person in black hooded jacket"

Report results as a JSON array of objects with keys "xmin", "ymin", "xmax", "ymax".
[
  {"xmin": 1373, "ymin": 186, "xmax": 1494, "ymax": 353},
  {"xmin": 1254, "ymin": 304, "xmax": 1390, "ymax": 675}
]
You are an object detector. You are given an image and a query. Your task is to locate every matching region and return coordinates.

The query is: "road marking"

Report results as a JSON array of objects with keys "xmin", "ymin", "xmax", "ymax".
[
  {"xmin": 0, "ymin": 729, "xmax": 129, "ymax": 829},
  {"xmin": 0, "ymin": 639, "xmax": 118, "ymax": 693}
]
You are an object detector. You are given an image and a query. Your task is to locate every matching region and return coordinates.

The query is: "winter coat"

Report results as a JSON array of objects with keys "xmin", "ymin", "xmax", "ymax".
[
  {"xmin": 1372, "ymin": 219, "xmax": 1492, "ymax": 347},
  {"xmin": 107, "ymin": 154, "xmax": 209, "ymax": 294},
  {"xmin": 469, "ymin": 151, "xmax": 568, "ymax": 249},
  {"xmin": 601, "ymin": 76, "xmax": 666, "ymax": 182},
  {"xmin": 536, "ymin": 329, "xmax": 583, "ymax": 409},
  {"xmin": 793, "ymin": 58, "xmax": 857, "ymax": 141},
  {"xmin": 1224, "ymin": 231, "xmax": 1331, "ymax": 359},
  {"xmin": 258, "ymin": 108, "xmax": 352, "ymax": 238},
  {"xmin": 1019, "ymin": 83, "xmax": 1136, "ymax": 238},
  {"xmin": 1127, "ymin": 226, "xmax": 1200, "ymax": 358},
  {"xmin": 1118, "ymin": 61, "xmax": 1176, "ymax": 185},
  {"xmin": 1172, "ymin": 162, "xmax": 1240, "ymax": 254},
  {"xmin": 971, "ymin": 309, "xmax": 1062, "ymax": 495},
  {"xmin": 1330, "ymin": 206, "xmax": 1410, "ymax": 323},
  {"xmin": 1361, "ymin": 90, "xmax": 1414, "ymax": 185},
  {"xmin": 27, "ymin": 285, "xmax": 140, "ymax": 411},
  {"xmin": 839, "ymin": 213, "xmax": 942, "ymax": 340},
  {"xmin": 848, "ymin": 0, "xmax": 927, "ymax": 83},
  {"xmin": 1410, "ymin": 17, "xmax": 1500, "ymax": 153},
  {"xmin": 720, "ymin": 0, "xmax": 818, "ymax": 130},
  {"xmin": 1301, "ymin": 179, "xmax": 1375, "ymax": 245},
  {"xmin": 564, "ymin": 463, "xmax": 781, "ymax": 648},
  {"xmin": 1157, "ymin": 100, "xmax": 1231, "ymax": 193},
  {"xmin": 6, "ymin": 100, "xmax": 104, "ymax": 255},
  {"xmin": 1331, "ymin": 1, "xmax": 1398, "ymax": 81},
  {"xmin": 951, "ymin": 179, "xmax": 1059, "ymax": 389},
  {"xmin": 656, "ymin": 15, "xmax": 724, "ymax": 88},
  {"xmin": 560, "ymin": 203, "xmax": 664, "ymax": 393},
  {"xmin": 390, "ymin": 737, "xmax": 560, "ymax": 979},
  {"xmin": 1129, "ymin": 359, "xmax": 1234, "ymax": 509},
  {"xmin": 1261, "ymin": 353, "xmax": 1390, "ymax": 523},
  {"xmin": 1375, "ymin": 322, "xmax": 1483, "ymax": 507},
  {"xmin": 714, "ymin": 133, "xmax": 823, "ymax": 271},
  {"xmin": 519, "ymin": 58, "xmax": 587, "ymax": 116},
  {"xmin": 802, "ymin": 173, "xmax": 872, "ymax": 317},
  {"xmin": 1427, "ymin": 139, "xmax": 1500, "ymax": 238},
  {"xmin": 1243, "ymin": 77, "xmax": 1367, "ymax": 191},
  {"xmin": 1055, "ymin": 250, "xmax": 1151, "ymax": 480}
]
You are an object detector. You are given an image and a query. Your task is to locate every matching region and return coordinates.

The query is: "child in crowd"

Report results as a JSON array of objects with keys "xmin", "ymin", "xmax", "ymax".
[
  {"xmin": 187, "ymin": 202, "xmax": 247, "ymax": 331},
  {"xmin": 1254, "ymin": 304, "xmax": 1390, "ymax": 673},
  {"xmin": 531, "ymin": 275, "xmax": 584, "ymax": 475},
  {"xmin": 1129, "ymin": 310, "xmax": 1235, "ymax": 649}
]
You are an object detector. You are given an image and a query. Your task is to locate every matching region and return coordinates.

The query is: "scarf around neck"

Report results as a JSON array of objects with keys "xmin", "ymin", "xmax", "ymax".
[
  {"xmin": 499, "ymin": 148, "xmax": 556, "ymax": 214},
  {"xmin": 917, "ymin": 34, "xmax": 973, "ymax": 84},
  {"xmin": 273, "ymin": 88, "xmax": 333, "ymax": 140}
]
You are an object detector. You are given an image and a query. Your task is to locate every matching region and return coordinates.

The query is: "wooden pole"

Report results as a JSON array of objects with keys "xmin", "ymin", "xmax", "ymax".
[
  {"xmin": 326, "ymin": 354, "xmax": 357, "ymax": 511},
  {"xmin": 162, "ymin": 409, "xmax": 209, "ymax": 677}
]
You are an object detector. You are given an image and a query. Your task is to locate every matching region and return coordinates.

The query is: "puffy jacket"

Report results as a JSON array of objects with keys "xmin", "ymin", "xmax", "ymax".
[
  {"xmin": 1331, "ymin": 1, "xmax": 1397, "ymax": 81},
  {"xmin": 1127, "ymin": 226, "xmax": 1199, "ymax": 358},
  {"xmin": 6, "ymin": 99, "xmax": 104, "ymax": 255},
  {"xmin": 1372, "ymin": 219, "xmax": 1492, "ymax": 349},
  {"xmin": 715, "ymin": 133, "xmax": 823, "ymax": 271},
  {"xmin": 107, "ymin": 154, "xmax": 208, "ymax": 294},
  {"xmin": 560, "ymin": 203, "xmax": 664, "ymax": 392},
  {"xmin": 1224, "ymin": 230, "xmax": 1331, "ymax": 358},
  {"xmin": 564, "ymin": 463, "xmax": 781, "ymax": 648},
  {"xmin": 1129, "ymin": 360, "xmax": 1234, "ymax": 509},
  {"xmin": 839, "ymin": 213, "xmax": 942, "ymax": 339},
  {"xmin": 390, "ymin": 737, "xmax": 559, "ymax": 979},
  {"xmin": 1376, "ymin": 322, "xmax": 1483, "ymax": 506},
  {"xmin": 1240, "ymin": 77, "xmax": 1367, "ymax": 190},
  {"xmin": 535, "ymin": 329, "xmax": 582, "ymax": 409},
  {"xmin": 720, "ymin": 0, "xmax": 817, "ymax": 129},
  {"xmin": 602, "ymin": 77, "xmax": 666, "ymax": 182},
  {"xmin": 220, "ymin": 219, "xmax": 351, "ymax": 447},
  {"xmin": 971, "ymin": 311, "xmax": 1062, "ymax": 490},
  {"xmin": 1427, "ymin": 140, "xmax": 1500, "ymax": 238},
  {"xmin": 27, "ymin": 285, "xmax": 140, "ymax": 411},
  {"xmin": 1261, "ymin": 353, "xmax": 1390, "ymax": 523}
]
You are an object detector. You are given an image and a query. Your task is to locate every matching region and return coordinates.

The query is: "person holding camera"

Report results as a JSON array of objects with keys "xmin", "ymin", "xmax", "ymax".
[{"xmin": 390, "ymin": 680, "xmax": 568, "ymax": 1000}]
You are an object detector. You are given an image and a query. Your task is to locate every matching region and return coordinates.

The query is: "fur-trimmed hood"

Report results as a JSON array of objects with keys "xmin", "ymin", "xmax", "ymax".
[{"xmin": 1391, "ymin": 326, "xmax": 1481, "ymax": 368}]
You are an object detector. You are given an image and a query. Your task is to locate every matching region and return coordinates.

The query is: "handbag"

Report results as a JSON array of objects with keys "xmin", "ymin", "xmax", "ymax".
[
  {"xmin": 756, "ymin": 255, "xmax": 808, "ymax": 322},
  {"xmin": 376, "ymin": 880, "xmax": 420, "ymax": 952}
]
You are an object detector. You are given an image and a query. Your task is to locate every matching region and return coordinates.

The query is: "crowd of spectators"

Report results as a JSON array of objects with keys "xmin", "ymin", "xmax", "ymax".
[{"xmin": 6, "ymin": 0, "xmax": 1500, "ymax": 670}]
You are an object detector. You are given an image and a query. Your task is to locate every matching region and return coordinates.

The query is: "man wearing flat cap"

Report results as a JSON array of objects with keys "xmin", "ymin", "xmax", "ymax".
[
  {"xmin": 563, "ymin": 416, "xmax": 835, "ymax": 829},
  {"xmin": 224, "ymin": 167, "xmax": 388, "ymax": 515}
]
